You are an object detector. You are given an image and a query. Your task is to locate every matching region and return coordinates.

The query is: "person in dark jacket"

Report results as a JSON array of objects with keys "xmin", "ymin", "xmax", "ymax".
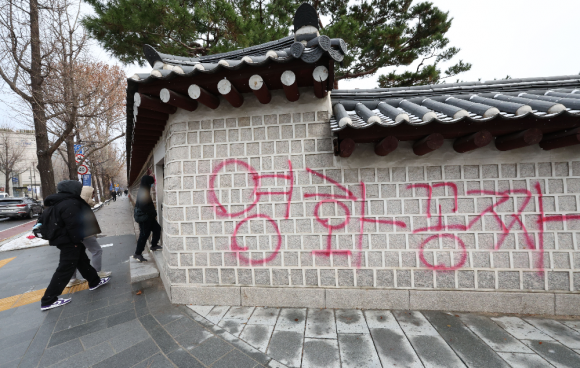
[
  {"xmin": 133, "ymin": 175, "xmax": 162, "ymax": 262},
  {"xmin": 111, "ymin": 190, "xmax": 117, "ymax": 201},
  {"xmin": 40, "ymin": 180, "xmax": 110, "ymax": 311}
]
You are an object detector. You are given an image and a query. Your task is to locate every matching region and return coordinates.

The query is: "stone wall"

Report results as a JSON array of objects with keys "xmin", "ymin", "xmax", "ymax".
[{"xmin": 150, "ymin": 89, "xmax": 580, "ymax": 314}]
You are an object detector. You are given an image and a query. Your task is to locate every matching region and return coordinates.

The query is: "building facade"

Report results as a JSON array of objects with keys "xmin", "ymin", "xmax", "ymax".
[
  {"xmin": 0, "ymin": 129, "xmax": 42, "ymax": 198},
  {"xmin": 126, "ymin": 4, "xmax": 580, "ymax": 314}
]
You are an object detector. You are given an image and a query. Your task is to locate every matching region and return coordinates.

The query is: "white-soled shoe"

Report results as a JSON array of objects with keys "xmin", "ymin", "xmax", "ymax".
[
  {"xmin": 89, "ymin": 277, "xmax": 110, "ymax": 291},
  {"xmin": 41, "ymin": 298, "xmax": 71, "ymax": 311},
  {"xmin": 66, "ymin": 278, "xmax": 86, "ymax": 288}
]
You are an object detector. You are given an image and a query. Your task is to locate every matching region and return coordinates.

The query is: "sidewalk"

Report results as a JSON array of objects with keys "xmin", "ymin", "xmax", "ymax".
[
  {"xmin": 187, "ymin": 305, "xmax": 580, "ymax": 368},
  {"xmin": 0, "ymin": 198, "xmax": 279, "ymax": 368},
  {"xmin": 1, "ymin": 198, "xmax": 580, "ymax": 367}
]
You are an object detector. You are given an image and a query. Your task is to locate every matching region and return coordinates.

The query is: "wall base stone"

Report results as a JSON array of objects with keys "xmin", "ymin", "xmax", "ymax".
[
  {"xmin": 326, "ymin": 289, "xmax": 409, "ymax": 309},
  {"xmin": 241, "ymin": 287, "xmax": 325, "ymax": 308},
  {"xmin": 555, "ymin": 294, "xmax": 580, "ymax": 315},
  {"xmin": 410, "ymin": 290, "xmax": 555, "ymax": 315},
  {"xmin": 170, "ymin": 286, "xmax": 580, "ymax": 316},
  {"xmin": 172, "ymin": 286, "xmax": 241, "ymax": 306}
]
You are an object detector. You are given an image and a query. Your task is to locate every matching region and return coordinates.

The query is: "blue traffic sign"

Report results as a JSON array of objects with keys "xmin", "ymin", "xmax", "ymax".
[
  {"xmin": 82, "ymin": 174, "xmax": 92, "ymax": 186},
  {"xmin": 74, "ymin": 144, "xmax": 83, "ymax": 154}
]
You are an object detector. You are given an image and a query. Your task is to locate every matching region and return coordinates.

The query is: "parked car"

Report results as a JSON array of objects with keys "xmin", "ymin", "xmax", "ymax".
[
  {"xmin": 0, "ymin": 198, "xmax": 43, "ymax": 219},
  {"xmin": 0, "ymin": 193, "xmax": 8, "ymax": 199}
]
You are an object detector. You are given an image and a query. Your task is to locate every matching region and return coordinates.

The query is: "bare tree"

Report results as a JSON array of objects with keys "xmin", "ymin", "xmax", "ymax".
[
  {"xmin": 0, "ymin": 0, "xmax": 70, "ymax": 196},
  {"xmin": 46, "ymin": 61, "xmax": 126, "ymax": 180},
  {"xmin": 0, "ymin": 0, "xmax": 125, "ymax": 193},
  {"xmin": 0, "ymin": 127, "xmax": 27, "ymax": 195}
]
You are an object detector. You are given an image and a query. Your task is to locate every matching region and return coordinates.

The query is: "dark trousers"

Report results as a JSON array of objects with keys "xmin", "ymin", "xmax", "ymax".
[
  {"xmin": 41, "ymin": 244, "xmax": 101, "ymax": 306},
  {"xmin": 136, "ymin": 219, "xmax": 161, "ymax": 255}
]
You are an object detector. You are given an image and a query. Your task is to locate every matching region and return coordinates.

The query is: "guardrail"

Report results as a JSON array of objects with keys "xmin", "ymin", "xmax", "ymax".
[{"xmin": 92, "ymin": 198, "xmax": 113, "ymax": 212}]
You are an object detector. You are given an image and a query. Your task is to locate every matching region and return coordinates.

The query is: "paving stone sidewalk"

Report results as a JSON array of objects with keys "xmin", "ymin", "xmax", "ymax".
[
  {"xmin": 0, "ymin": 198, "xmax": 281, "ymax": 368},
  {"xmin": 3, "ymin": 197, "xmax": 580, "ymax": 367},
  {"xmin": 186, "ymin": 304, "xmax": 580, "ymax": 367}
]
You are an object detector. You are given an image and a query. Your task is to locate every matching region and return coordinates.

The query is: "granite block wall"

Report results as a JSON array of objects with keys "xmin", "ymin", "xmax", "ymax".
[{"xmin": 155, "ymin": 93, "xmax": 580, "ymax": 296}]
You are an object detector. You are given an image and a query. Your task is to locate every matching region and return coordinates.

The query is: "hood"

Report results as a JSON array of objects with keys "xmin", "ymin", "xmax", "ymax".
[
  {"xmin": 43, "ymin": 192, "xmax": 78, "ymax": 207},
  {"xmin": 57, "ymin": 180, "xmax": 83, "ymax": 196},
  {"xmin": 81, "ymin": 186, "xmax": 95, "ymax": 204},
  {"xmin": 140, "ymin": 175, "xmax": 154, "ymax": 187}
]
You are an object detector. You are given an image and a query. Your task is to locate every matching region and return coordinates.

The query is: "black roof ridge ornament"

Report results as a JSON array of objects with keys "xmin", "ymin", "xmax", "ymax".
[
  {"xmin": 293, "ymin": 3, "xmax": 320, "ymax": 42},
  {"xmin": 143, "ymin": 44, "xmax": 163, "ymax": 68}
]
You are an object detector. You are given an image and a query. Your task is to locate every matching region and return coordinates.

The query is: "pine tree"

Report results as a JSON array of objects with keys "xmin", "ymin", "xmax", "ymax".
[{"xmin": 83, "ymin": 0, "xmax": 471, "ymax": 87}]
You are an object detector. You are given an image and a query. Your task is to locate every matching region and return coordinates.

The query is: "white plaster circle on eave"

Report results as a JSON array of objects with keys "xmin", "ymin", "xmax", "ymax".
[
  {"xmin": 217, "ymin": 79, "xmax": 232, "ymax": 95},
  {"xmin": 249, "ymin": 75, "xmax": 264, "ymax": 90},
  {"xmin": 296, "ymin": 25, "xmax": 320, "ymax": 37},
  {"xmin": 547, "ymin": 103, "xmax": 566, "ymax": 114},
  {"xmin": 395, "ymin": 113, "xmax": 410, "ymax": 123},
  {"xmin": 483, "ymin": 107, "xmax": 500, "ymax": 118},
  {"xmin": 516, "ymin": 105, "xmax": 533, "ymax": 116},
  {"xmin": 160, "ymin": 88, "xmax": 170, "ymax": 103},
  {"xmin": 281, "ymin": 70, "xmax": 296, "ymax": 86},
  {"xmin": 188, "ymin": 84, "xmax": 201, "ymax": 99},
  {"xmin": 313, "ymin": 65, "xmax": 329, "ymax": 82}
]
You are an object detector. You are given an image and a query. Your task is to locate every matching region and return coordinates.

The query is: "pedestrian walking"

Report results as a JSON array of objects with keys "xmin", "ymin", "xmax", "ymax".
[
  {"xmin": 39, "ymin": 180, "xmax": 110, "ymax": 311},
  {"xmin": 66, "ymin": 186, "xmax": 112, "ymax": 287},
  {"xmin": 111, "ymin": 190, "xmax": 117, "ymax": 202},
  {"xmin": 133, "ymin": 175, "xmax": 162, "ymax": 262}
]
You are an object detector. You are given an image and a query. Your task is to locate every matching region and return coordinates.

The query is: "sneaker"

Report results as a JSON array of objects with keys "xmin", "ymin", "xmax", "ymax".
[
  {"xmin": 133, "ymin": 254, "xmax": 148, "ymax": 262},
  {"xmin": 41, "ymin": 298, "xmax": 71, "ymax": 311},
  {"xmin": 150, "ymin": 245, "xmax": 163, "ymax": 251},
  {"xmin": 97, "ymin": 271, "xmax": 112, "ymax": 278},
  {"xmin": 66, "ymin": 278, "xmax": 86, "ymax": 288},
  {"xmin": 89, "ymin": 277, "xmax": 110, "ymax": 291}
]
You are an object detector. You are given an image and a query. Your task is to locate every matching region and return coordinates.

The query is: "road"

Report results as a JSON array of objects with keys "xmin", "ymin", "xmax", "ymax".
[
  {"xmin": 0, "ymin": 217, "xmax": 36, "ymax": 232},
  {"xmin": 0, "ymin": 217, "xmax": 38, "ymax": 243}
]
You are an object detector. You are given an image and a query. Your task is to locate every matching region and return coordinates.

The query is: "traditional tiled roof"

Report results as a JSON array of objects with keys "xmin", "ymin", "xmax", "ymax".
[
  {"xmin": 126, "ymin": 3, "xmax": 343, "ymax": 184},
  {"xmin": 330, "ymin": 76, "xmax": 580, "ymax": 131},
  {"xmin": 129, "ymin": 34, "xmax": 346, "ymax": 84}
]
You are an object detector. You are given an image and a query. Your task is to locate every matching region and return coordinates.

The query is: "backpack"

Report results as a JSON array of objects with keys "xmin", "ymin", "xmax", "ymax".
[
  {"xmin": 33, "ymin": 206, "xmax": 63, "ymax": 241},
  {"xmin": 134, "ymin": 206, "xmax": 149, "ymax": 223}
]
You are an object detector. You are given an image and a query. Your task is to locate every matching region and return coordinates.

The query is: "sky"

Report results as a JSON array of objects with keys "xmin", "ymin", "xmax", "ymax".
[{"xmin": 1, "ymin": 0, "xmax": 580, "ymax": 125}]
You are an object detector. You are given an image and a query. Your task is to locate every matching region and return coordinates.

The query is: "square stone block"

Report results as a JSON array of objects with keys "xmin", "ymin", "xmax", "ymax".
[
  {"xmin": 241, "ymin": 287, "xmax": 325, "ymax": 308},
  {"xmin": 325, "ymin": 289, "xmax": 409, "ymax": 309},
  {"xmin": 409, "ymin": 290, "xmax": 555, "ymax": 315},
  {"xmin": 172, "ymin": 286, "xmax": 241, "ymax": 306},
  {"xmin": 555, "ymin": 294, "xmax": 580, "ymax": 315}
]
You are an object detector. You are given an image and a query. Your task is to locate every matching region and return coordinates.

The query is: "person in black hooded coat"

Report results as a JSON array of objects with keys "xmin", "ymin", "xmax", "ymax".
[
  {"xmin": 39, "ymin": 180, "xmax": 110, "ymax": 311},
  {"xmin": 133, "ymin": 175, "xmax": 162, "ymax": 262}
]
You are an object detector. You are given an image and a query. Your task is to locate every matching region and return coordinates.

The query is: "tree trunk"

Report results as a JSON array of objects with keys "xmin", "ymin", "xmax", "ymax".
[
  {"xmin": 65, "ymin": 133, "xmax": 76, "ymax": 180},
  {"xmin": 5, "ymin": 173, "xmax": 9, "ymax": 196},
  {"xmin": 96, "ymin": 170, "xmax": 104, "ymax": 202},
  {"xmin": 30, "ymin": 0, "xmax": 56, "ymax": 197},
  {"xmin": 101, "ymin": 174, "xmax": 109, "ymax": 199},
  {"xmin": 5, "ymin": 143, "xmax": 10, "ymax": 195}
]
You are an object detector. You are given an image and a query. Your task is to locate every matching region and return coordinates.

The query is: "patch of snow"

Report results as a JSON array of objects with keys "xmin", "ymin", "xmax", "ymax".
[
  {"xmin": 101, "ymin": 243, "xmax": 114, "ymax": 248},
  {"xmin": 0, "ymin": 231, "xmax": 48, "ymax": 252}
]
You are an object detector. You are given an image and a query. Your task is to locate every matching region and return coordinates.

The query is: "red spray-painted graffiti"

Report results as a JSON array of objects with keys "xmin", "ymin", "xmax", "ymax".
[
  {"xmin": 208, "ymin": 159, "xmax": 293, "ymax": 265},
  {"xmin": 208, "ymin": 160, "xmax": 579, "ymax": 273},
  {"xmin": 304, "ymin": 169, "xmax": 406, "ymax": 267}
]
